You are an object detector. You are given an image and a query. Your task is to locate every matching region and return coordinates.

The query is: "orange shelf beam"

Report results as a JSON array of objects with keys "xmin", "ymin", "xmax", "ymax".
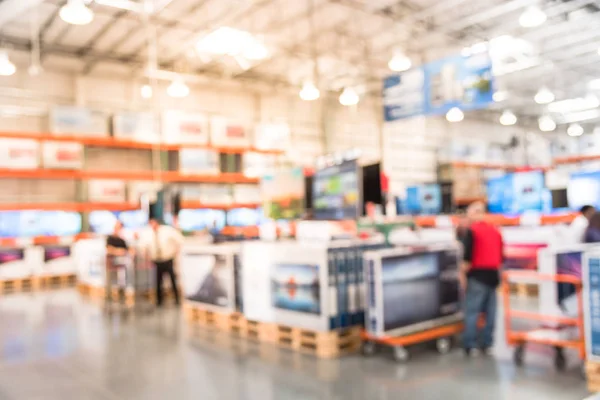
[
  {"xmin": 181, "ymin": 201, "xmax": 261, "ymax": 210},
  {"xmin": 0, "ymin": 131, "xmax": 284, "ymax": 155},
  {"xmin": 0, "ymin": 168, "xmax": 259, "ymax": 184},
  {"xmin": 0, "ymin": 202, "xmax": 140, "ymax": 212}
]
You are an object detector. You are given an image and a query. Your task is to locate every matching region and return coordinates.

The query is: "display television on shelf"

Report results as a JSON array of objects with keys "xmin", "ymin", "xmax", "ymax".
[
  {"xmin": 178, "ymin": 209, "xmax": 226, "ymax": 232},
  {"xmin": 227, "ymin": 208, "xmax": 262, "ymax": 227},
  {"xmin": 0, "ymin": 211, "xmax": 81, "ymax": 238},
  {"xmin": 312, "ymin": 160, "xmax": 360, "ymax": 220},
  {"xmin": 486, "ymin": 171, "xmax": 545, "ymax": 214},
  {"xmin": 568, "ymin": 170, "xmax": 600, "ymax": 210},
  {"xmin": 404, "ymin": 184, "xmax": 442, "ymax": 215},
  {"xmin": 365, "ymin": 245, "xmax": 461, "ymax": 338}
]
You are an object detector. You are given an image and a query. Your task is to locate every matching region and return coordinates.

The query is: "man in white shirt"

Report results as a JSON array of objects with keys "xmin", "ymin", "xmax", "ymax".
[
  {"xmin": 140, "ymin": 218, "xmax": 184, "ymax": 307},
  {"xmin": 570, "ymin": 205, "xmax": 595, "ymax": 243}
]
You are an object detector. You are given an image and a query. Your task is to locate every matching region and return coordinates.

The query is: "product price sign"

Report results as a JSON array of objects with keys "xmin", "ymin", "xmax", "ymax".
[{"xmin": 584, "ymin": 252, "xmax": 600, "ymax": 362}]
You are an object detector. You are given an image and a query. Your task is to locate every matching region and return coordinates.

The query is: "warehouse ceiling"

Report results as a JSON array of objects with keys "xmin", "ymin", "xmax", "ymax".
[{"xmin": 0, "ymin": 0, "xmax": 600, "ymax": 123}]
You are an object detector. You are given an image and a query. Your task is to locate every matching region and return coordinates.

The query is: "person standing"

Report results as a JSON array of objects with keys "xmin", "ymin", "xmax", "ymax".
[
  {"xmin": 460, "ymin": 201, "xmax": 504, "ymax": 356},
  {"xmin": 141, "ymin": 218, "xmax": 183, "ymax": 307},
  {"xmin": 571, "ymin": 205, "xmax": 595, "ymax": 243}
]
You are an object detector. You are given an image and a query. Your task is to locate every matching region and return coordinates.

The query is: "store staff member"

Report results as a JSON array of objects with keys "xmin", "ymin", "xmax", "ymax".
[
  {"xmin": 140, "ymin": 218, "xmax": 183, "ymax": 307},
  {"xmin": 461, "ymin": 201, "xmax": 503, "ymax": 356}
]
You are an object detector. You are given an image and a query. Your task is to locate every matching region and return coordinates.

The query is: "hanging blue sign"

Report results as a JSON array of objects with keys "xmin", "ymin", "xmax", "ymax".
[{"xmin": 383, "ymin": 52, "xmax": 494, "ymax": 121}]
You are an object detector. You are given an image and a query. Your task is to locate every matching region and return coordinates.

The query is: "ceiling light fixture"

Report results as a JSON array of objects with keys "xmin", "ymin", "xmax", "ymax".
[
  {"xmin": 567, "ymin": 123, "xmax": 584, "ymax": 137},
  {"xmin": 534, "ymin": 87, "xmax": 555, "ymax": 104},
  {"xmin": 538, "ymin": 115, "xmax": 556, "ymax": 132},
  {"xmin": 493, "ymin": 91, "xmax": 509, "ymax": 102},
  {"xmin": 339, "ymin": 87, "xmax": 359, "ymax": 106},
  {"xmin": 299, "ymin": 80, "xmax": 320, "ymax": 101},
  {"xmin": 519, "ymin": 6, "xmax": 547, "ymax": 28},
  {"xmin": 388, "ymin": 50, "xmax": 412, "ymax": 72},
  {"xmin": 60, "ymin": 0, "xmax": 94, "ymax": 25},
  {"xmin": 446, "ymin": 107, "xmax": 464, "ymax": 122},
  {"xmin": 141, "ymin": 84, "xmax": 153, "ymax": 99},
  {"xmin": 0, "ymin": 51, "xmax": 16, "ymax": 76},
  {"xmin": 195, "ymin": 27, "xmax": 269, "ymax": 61},
  {"xmin": 167, "ymin": 78, "xmax": 189, "ymax": 98},
  {"xmin": 500, "ymin": 110, "xmax": 517, "ymax": 126}
]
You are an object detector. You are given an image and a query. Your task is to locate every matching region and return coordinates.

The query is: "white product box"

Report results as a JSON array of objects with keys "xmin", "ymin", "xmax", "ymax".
[
  {"xmin": 112, "ymin": 111, "xmax": 160, "ymax": 143},
  {"xmin": 162, "ymin": 110, "xmax": 209, "ymax": 145},
  {"xmin": 0, "ymin": 139, "xmax": 39, "ymax": 169},
  {"xmin": 49, "ymin": 106, "xmax": 109, "ymax": 137},
  {"xmin": 254, "ymin": 123, "xmax": 290, "ymax": 151},
  {"xmin": 88, "ymin": 179, "xmax": 126, "ymax": 203},
  {"xmin": 210, "ymin": 116, "xmax": 252, "ymax": 148},
  {"xmin": 179, "ymin": 148, "xmax": 219, "ymax": 175},
  {"xmin": 42, "ymin": 141, "xmax": 83, "ymax": 169}
]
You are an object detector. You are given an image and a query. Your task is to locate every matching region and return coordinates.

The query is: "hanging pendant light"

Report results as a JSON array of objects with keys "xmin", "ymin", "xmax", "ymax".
[
  {"xmin": 299, "ymin": 80, "xmax": 320, "ymax": 101},
  {"xmin": 140, "ymin": 84, "xmax": 153, "ymax": 99},
  {"xmin": 339, "ymin": 87, "xmax": 359, "ymax": 106},
  {"xmin": 499, "ymin": 110, "xmax": 517, "ymax": 126},
  {"xmin": 567, "ymin": 123, "xmax": 584, "ymax": 137},
  {"xmin": 534, "ymin": 87, "xmax": 555, "ymax": 104},
  {"xmin": 538, "ymin": 115, "xmax": 556, "ymax": 132},
  {"xmin": 388, "ymin": 50, "xmax": 412, "ymax": 72},
  {"xmin": 167, "ymin": 78, "xmax": 189, "ymax": 98},
  {"xmin": 0, "ymin": 50, "xmax": 16, "ymax": 76},
  {"xmin": 446, "ymin": 107, "xmax": 464, "ymax": 122},
  {"xmin": 60, "ymin": 0, "xmax": 94, "ymax": 26},
  {"xmin": 519, "ymin": 6, "xmax": 547, "ymax": 28}
]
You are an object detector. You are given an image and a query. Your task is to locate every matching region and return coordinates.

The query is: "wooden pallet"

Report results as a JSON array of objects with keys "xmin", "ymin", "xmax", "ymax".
[
  {"xmin": 509, "ymin": 282, "xmax": 538, "ymax": 297},
  {"xmin": 0, "ymin": 273, "xmax": 76, "ymax": 294},
  {"xmin": 587, "ymin": 362, "xmax": 600, "ymax": 393},
  {"xmin": 184, "ymin": 302, "xmax": 361, "ymax": 358},
  {"xmin": 78, "ymin": 281, "xmax": 179, "ymax": 305}
]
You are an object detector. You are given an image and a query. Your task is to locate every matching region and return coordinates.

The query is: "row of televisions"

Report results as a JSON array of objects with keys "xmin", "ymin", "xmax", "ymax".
[{"xmin": 398, "ymin": 170, "xmax": 599, "ymax": 216}]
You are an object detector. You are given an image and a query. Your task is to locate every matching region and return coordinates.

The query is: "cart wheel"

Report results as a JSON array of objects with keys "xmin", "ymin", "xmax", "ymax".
[
  {"xmin": 393, "ymin": 346, "xmax": 410, "ymax": 363},
  {"xmin": 436, "ymin": 337, "xmax": 452, "ymax": 354},
  {"xmin": 362, "ymin": 341, "xmax": 376, "ymax": 356},
  {"xmin": 513, "ymin": 344, "xmax": 525, "ymax": 366},
  {"xmin": 555, "ymin": 347, "xmax": 566, "ymax": 371}
]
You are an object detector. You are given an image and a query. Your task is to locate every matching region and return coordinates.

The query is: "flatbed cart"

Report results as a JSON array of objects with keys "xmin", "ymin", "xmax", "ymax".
[
  {"xmin": 104, "ymin": 251, "xmax": 154, "ymax": 314},
  {"xmin": 502, "ymin": 270, "xmax": 585, "ymax": 371},
  {"xmin": 361, "ymin": 322, "xmax": 464, "ymax": 362}
]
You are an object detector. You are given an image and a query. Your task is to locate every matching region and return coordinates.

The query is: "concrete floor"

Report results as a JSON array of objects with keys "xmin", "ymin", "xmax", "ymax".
[{"xmin": 0, "ymin": 290, "xmax": 590, "ymax": 400}]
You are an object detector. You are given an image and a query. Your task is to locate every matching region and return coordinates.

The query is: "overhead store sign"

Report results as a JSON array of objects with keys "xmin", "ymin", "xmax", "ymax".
[
  {"xmin": 162, "ymin": 110, "xmax": 209, "ymax": 145},
  {"xmin": 383, "ymin": 52, "xmax": 494, "ymax": 122},
  {"xmin": 0, "ymin": 139, "xmax": 39, "ymax": 169},
  {"xmin": 42, "ymin": 141, "xmax": 83, "ymax": 169}
]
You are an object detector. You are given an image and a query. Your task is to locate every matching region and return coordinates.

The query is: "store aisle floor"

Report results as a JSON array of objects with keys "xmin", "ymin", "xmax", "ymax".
[{"xmin": 0, "ymin": 290, "xmax": 589, "ymax": 400}]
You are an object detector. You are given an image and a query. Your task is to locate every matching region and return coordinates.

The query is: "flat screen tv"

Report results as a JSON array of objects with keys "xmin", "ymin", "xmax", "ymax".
[
  {"xmin": 404, "ymin": 184, "xmax": 442, "ymax": 215},
  {"xmin": 312, "ymin": 160, "xmax": 360, "ymax": 220},
  {"xmin": 227, "ymin": 208, "xmax": 261, "ymax": 227},
  {"xmin": 486, "ymin": 171, "xmax": 545, "ymax": 214},
  {"xmin": 178, "ymin": 209, "xmax": 226, "ymax": 232},
  {"xmin": 361, "ymin": 163, "xmax": 383, "ymax": 215},
  {"xmin": 568, "ymin": 170, "xmax": 600, "ymax": 210}
]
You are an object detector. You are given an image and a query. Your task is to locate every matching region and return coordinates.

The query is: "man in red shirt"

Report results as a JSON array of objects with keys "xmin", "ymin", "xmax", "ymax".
[{"xmin": 461, "ymin": 201, "xmax": 503, "ymax": 356}]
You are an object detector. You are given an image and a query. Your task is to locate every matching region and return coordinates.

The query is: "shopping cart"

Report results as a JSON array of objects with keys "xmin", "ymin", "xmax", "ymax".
[
  {"xmin": 104, "ymin": 251, "xmax": 154, "ymax": 314},
  {"xmin": 502, "ymin": 270, "xmax": 585, "ymax": 371}
]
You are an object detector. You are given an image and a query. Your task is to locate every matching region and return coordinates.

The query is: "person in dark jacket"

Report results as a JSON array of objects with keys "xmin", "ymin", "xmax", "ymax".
[
  {"xmin": 585, "ymin": 212, "xmax": 600, "ymax": 243},
  {"xmin": 461, "ymin": 201, "xmax": 503, "ymax": 356}
]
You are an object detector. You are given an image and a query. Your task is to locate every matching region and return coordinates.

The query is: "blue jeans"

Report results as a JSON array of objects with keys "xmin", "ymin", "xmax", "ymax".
[{"xmin": 463, "ymin": 278, "xmax": 497, "ymax": 349}]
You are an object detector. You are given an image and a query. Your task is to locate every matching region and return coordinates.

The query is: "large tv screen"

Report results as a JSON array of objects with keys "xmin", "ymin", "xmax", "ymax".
[
  {"xmin": 404, "ymin": 184, "xmax": 442, "ymax": 215},
  {"xmin": 312, "ymin": 160, "xmax": 360, "ymax": 220},
  {"xmin": 0, "ymin": 211, "xmax": 81, "ymax": 238},
  {"xmin": 178, "ymin": 209, "xmax": 226, "ymax": 232},
  {"xmin": 486, "ymin": 171, "xmax": 545, "ymax": 214},
  {"xmin": 568, "ymin": 170, "xmax": 600, "ymax": 210},
  {"xmin": 227, "ymin": 208, "xmax": 261, "ymax": 227}
]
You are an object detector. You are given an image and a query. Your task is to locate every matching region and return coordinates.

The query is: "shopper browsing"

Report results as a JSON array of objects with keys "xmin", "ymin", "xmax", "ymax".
[
  {"xmin": 571, "ymin": 205, "xmax": 595, "ymax": 243},
  {"xmin": 106, "ymin": 221, "xmax": 129, "ymax": 256},
  {"xmin": 585, "ymin": 212, "xmax": 600, "ymax": 243},
  {"xmin": 460, "ymin": 201, "xmax": 503, "ymax": 356},
  {"xmin": 140, "ymin": 218, "xmax": 183, "ymax": 307}
]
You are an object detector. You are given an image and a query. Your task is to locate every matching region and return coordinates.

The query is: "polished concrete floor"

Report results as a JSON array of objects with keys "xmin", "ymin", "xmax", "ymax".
[{"xmin": 0, "ymin": 290, "xmax": 590, "ymax": 400}]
